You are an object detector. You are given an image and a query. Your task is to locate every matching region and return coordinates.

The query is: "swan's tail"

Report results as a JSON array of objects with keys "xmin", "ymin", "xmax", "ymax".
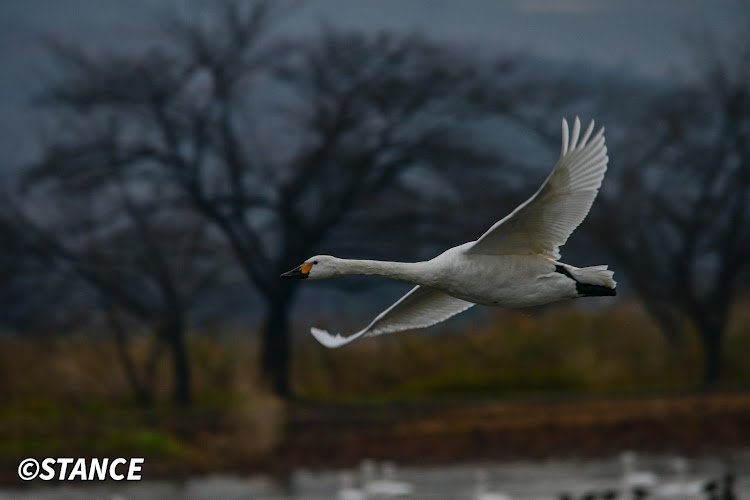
[{"xmin": 561, "ymin": 265, "xmax": 617, "ymax": 297}]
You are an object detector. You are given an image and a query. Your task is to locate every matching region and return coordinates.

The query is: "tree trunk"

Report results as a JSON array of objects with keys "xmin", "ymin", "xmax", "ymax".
[
  {"xmin": 104, "ymin": 306, "xmax": 153, "ymax": 406},
  {"xmin": 261, "ymin": 292, "xmax": 293, "ymax": 398},
  {"xmin": 642, "ymin": 298, "xmax": 685, "ymax": 349},
  {"xmin": 160, "ymin": 316, "xmax": 192, "ymax": 406},
  {"xmin": 695, "ymin": 311, "xmax": 727, "ymax": 387}
]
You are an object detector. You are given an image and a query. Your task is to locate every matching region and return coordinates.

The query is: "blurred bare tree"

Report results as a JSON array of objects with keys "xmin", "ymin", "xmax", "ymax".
[
  {"xmin": 592, "ymin": 32, "xmax": 750, "ymax": 384},
  {"xmin": 6, "ymin": 129, "xmax": 220, "ymax": 405},
  {"xmin": 16, "ymin": 1, "xmax": 540, "ymax": 397}
]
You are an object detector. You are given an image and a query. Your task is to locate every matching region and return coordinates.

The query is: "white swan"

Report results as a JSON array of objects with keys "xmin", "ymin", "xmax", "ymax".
[
  {"xmin": 621, "ymin": 451, "xmax": 658, "ymax": 491},
  {"xmin": 337, "ymin": 470, "xmax": 367, "ymax": 500},
  {"xmin": 653, "ymin": 457, "xmax": 703, "ymax": 498},
  {"xmin": 282, "ymin": 117, "xmax": 615, "ymax": 347},
  {"xmin": 474, "ymin": 468, "xmax": 513, "ymax": 500},
  {"xmin": 363, "ymin": 461, "xmax": 414, "ymax": 498}
]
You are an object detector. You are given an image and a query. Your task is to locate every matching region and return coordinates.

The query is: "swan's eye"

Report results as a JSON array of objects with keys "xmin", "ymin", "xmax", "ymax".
[{"xmin": 313, "ymin": 260, "xmax": 318, "ymax": 264}]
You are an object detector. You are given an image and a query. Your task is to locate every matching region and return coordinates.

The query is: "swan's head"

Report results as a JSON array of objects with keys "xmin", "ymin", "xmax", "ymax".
[{"xmin": 280, "ymin": 255, "xmax": 341, "ymax": 280}]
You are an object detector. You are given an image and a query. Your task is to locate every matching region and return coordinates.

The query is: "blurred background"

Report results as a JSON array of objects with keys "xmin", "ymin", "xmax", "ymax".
[{"xmin": 1, "ymin": 1, "xmax": 749, "ymax": 498}]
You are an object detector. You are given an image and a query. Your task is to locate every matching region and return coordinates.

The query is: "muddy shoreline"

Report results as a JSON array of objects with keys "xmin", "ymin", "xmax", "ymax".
[
  {"xmin": 276, "ymin": 393, "xmax": 750, "ymax": 470},
  {"xmin": 2, "ymin": 392, "xmax": 748, "ymax": 487}
]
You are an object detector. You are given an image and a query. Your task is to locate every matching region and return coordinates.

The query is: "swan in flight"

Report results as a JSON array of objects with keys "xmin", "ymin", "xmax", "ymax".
[{"xmin": 282, "ymin": 117, "xmax": 616, "ymax": 348}]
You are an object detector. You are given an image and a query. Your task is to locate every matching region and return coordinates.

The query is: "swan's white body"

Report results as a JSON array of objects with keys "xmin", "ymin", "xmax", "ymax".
[
  {"xmin": 337, "ymin": 471, "xmax": 366, "ymax": 500},
  {"xmin": 653, "ymin": 457, "xmax": 703, "ymax": 498},
  {"xmin": 282, "ymin": 117, "xmax": 616, "ymax": 348},
  {"xmin": 363, "ymin": 461, "xmax": 414, "ymax": 498},
  {"xmin": 621, "ymin": 451, "xmax": 658, "ymax": 490},
  {"xmin": 474, "ymin": 468, "xmax": 513, "ymax": 500}
]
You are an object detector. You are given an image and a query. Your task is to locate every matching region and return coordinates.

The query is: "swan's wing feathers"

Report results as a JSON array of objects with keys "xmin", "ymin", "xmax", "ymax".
[
  {"xmin": 361, "ymin": 286, "xmax": 474, "ymax": 337},
  {"xmin": 468, "ymin": 117, "xmax": 608, "ymax": 259},
  {"xmin": 310, "ymin": 286, "xmax": 474, "ymax": 348}
]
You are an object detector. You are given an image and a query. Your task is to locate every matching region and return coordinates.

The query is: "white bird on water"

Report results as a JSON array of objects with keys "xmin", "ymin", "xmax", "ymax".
[
  {"xmin": 282, "ymin": 117, "xmax": 616, "ymax": 348},
  {"xmin": 364, "ymin": 461, "xmax": 414, "ymax": 498},
  {"xmin": 653, "ymin": 457, "xmax": 703, "ymax": 498},
  {"xmin": 621, "ymin": 451, "xmax": 658, "ymax": 491},
  {"xmin": 474, "ymin": 468, "xmax": 513, "ymax": 500},
  {"xmin": 337, "ymin": 470, "xmax": 366, "ymax": 500}
]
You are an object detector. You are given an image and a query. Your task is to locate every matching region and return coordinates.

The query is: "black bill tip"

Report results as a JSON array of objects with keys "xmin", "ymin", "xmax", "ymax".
[{"xmin": 280, "ymin": 266, "xmax": 308, "ymax": 279}]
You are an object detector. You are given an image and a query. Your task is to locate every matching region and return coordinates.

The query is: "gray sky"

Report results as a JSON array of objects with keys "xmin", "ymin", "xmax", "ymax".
[{"xmin": 0, "ymin": 0, "xmax": 743, "ymax": 167}]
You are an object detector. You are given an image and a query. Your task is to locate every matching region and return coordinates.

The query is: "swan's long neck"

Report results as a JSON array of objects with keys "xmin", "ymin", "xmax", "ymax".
[{"xmin": 337, "ymin": 258, "xmax": 430, "ymax": 285}]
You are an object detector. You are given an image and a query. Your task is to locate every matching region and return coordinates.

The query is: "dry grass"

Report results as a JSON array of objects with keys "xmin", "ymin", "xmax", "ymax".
[
  {"xmin": 292, "ymin": 299, "xmax": 750, "ymax": 401},
  {"xmin": 0, "ymin": 299, "xmax": 748, "ymax": 480},
  {"xmin": 0, "ymin": 334, "xmax": 283, "ymax": 481}
]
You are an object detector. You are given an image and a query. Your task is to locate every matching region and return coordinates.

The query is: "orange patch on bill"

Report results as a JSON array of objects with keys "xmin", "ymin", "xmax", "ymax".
[{"xmin": 300, "ymin": 262, "xmax": 314, "ymax": 274}]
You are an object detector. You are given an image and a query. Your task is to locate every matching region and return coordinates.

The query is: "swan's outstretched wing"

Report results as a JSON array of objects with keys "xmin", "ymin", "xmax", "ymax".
[
  {"xmin": 467, "ymin": 117, "xmax": 608, "ymax": 260},
  {"xmin": 311, "ymin": 286, "xmax": 474, "ymax": 348}
]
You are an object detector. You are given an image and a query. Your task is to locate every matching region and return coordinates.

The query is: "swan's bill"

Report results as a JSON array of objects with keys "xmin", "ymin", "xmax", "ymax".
[{"xmin": 280, "ymin": 262, "xmax": 312, "ymax": 279}]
